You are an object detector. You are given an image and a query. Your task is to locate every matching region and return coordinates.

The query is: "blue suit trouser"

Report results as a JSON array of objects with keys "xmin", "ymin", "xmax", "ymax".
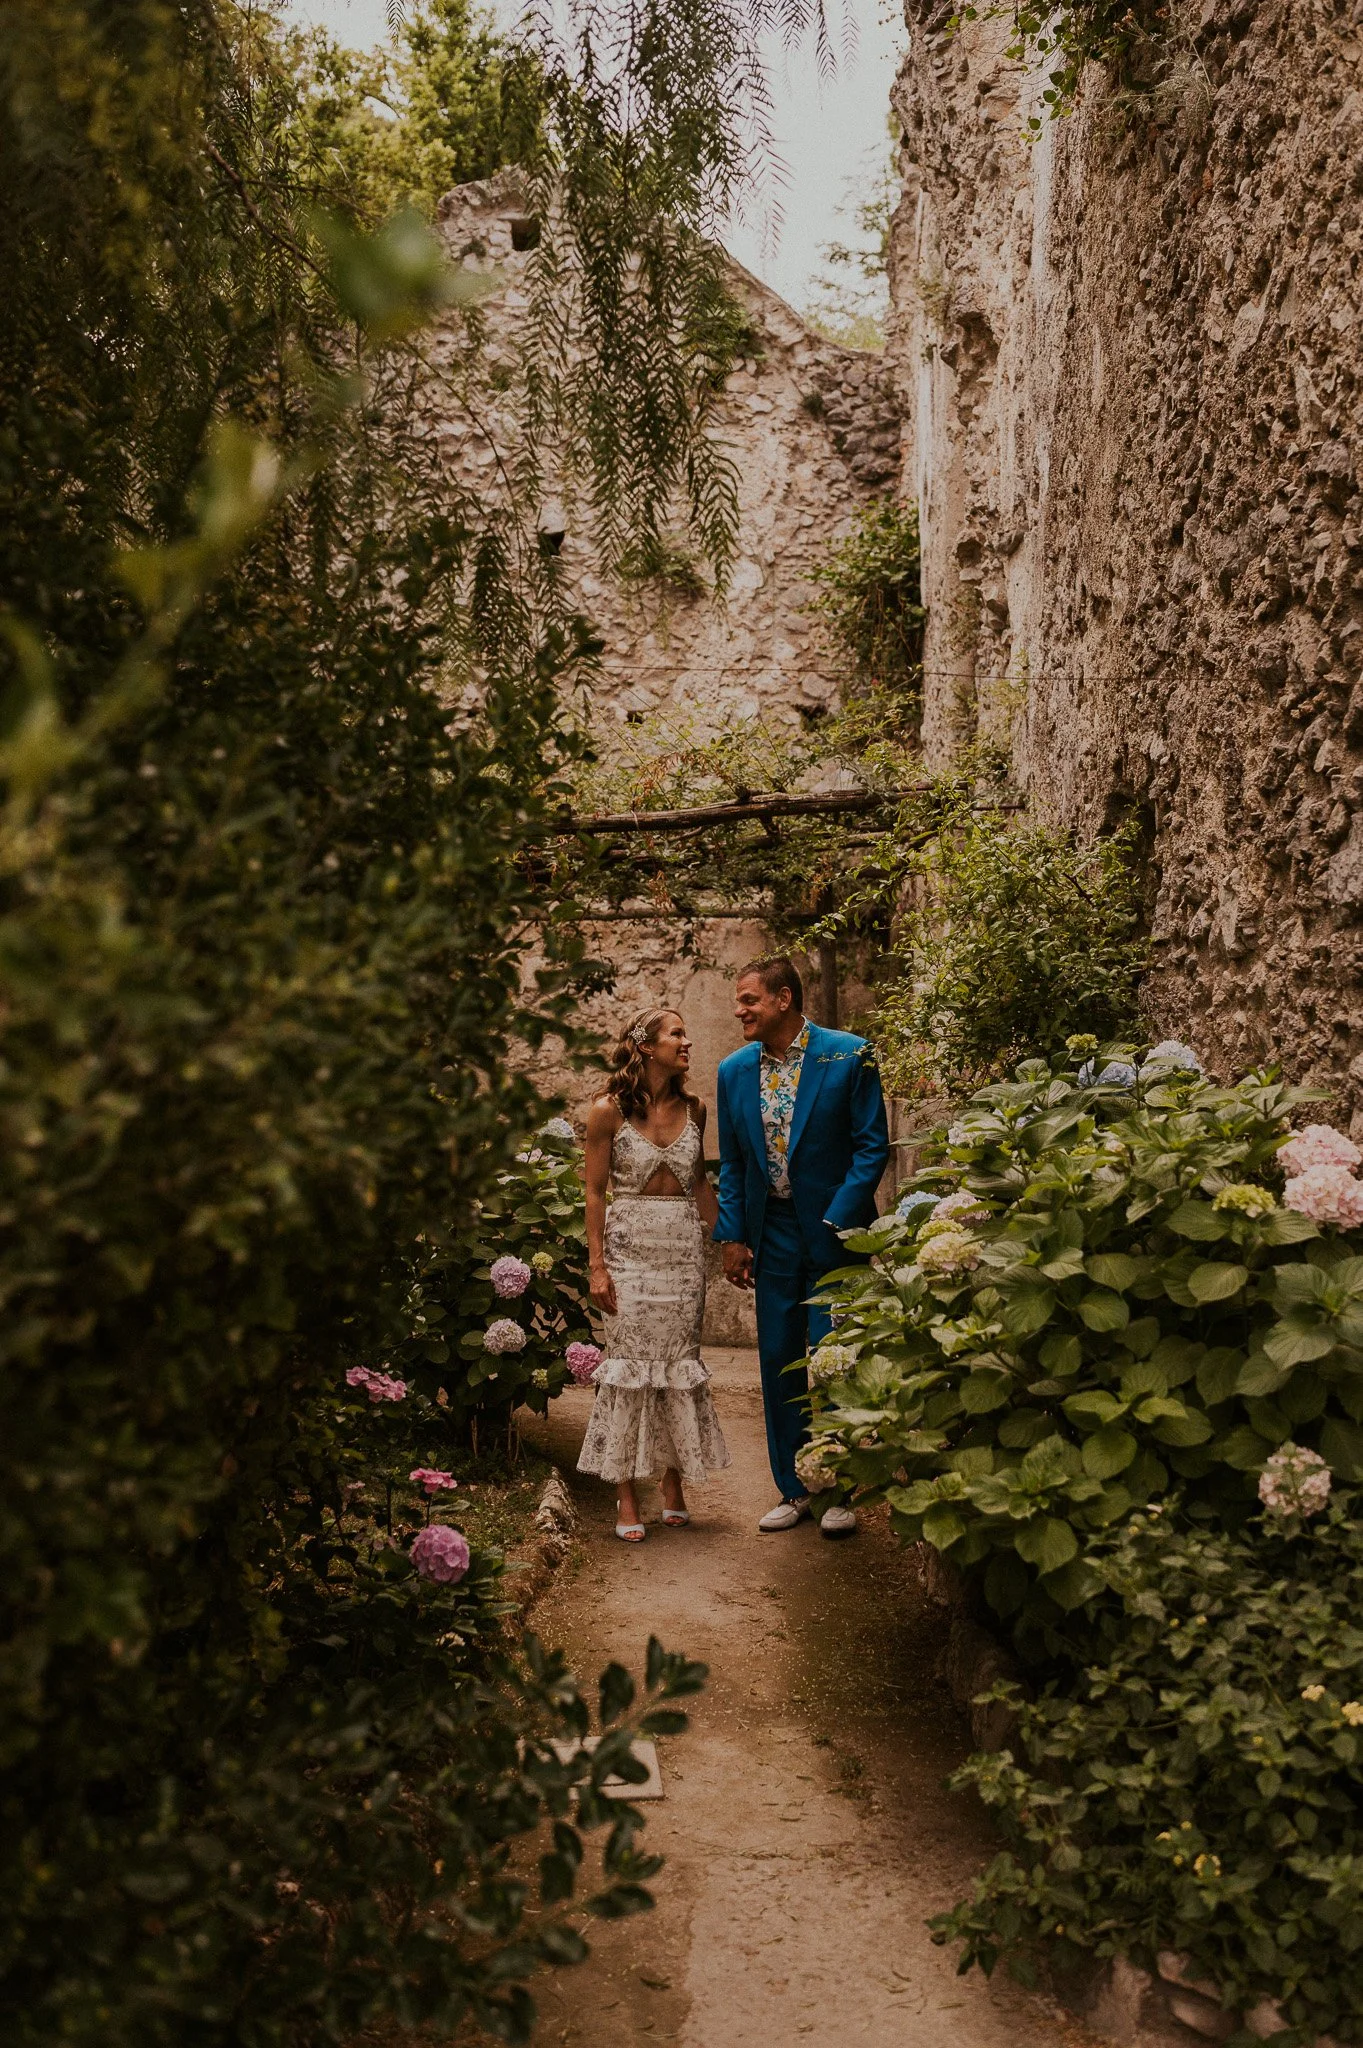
[{"xmin": 753, "ymin": 1198, "xmax": 835, "ymax": 1500}]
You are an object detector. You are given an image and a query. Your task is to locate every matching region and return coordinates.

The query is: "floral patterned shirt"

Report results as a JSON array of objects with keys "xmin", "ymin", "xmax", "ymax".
[{"xmin": 759, "ymin": 1020, "xmax": 810, "ymax": 1198}]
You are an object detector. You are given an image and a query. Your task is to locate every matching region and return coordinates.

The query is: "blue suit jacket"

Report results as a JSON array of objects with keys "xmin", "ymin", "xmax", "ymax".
[{"xmin": 714, "ymin": 1022, "xmax": 890, "ymax": 1271}]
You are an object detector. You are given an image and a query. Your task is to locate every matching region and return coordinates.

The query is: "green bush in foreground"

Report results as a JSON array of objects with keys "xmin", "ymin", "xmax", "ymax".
[
  {"xmin": 935, "ymin": 1501, "xmax": 1363, "ymax": 2047},
  {"xmin": 806, "ymin": 1049, "xmax": 1363, "ymax": 1644}
]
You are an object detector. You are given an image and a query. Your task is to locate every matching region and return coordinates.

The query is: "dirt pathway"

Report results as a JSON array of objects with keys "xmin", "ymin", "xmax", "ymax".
[{"xmin": 521, "ymin": 1347, "xmax": 1091, "ymax": 2048}]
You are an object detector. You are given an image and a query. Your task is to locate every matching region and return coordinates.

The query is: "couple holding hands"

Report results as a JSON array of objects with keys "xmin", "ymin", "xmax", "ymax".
[{"xmin": 578, "ymin": 954, "xmax": 889, "ymax": 1541}]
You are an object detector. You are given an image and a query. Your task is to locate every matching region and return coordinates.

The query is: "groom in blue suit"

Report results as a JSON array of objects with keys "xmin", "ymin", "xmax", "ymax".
[{"xmin": 714, "ymin": 955, "xmax": 889, "ymax": 1536}]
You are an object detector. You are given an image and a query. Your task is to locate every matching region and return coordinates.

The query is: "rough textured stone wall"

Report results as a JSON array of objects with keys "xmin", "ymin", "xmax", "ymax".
[
  {"xmin": 434, "ymin": 171, "xmax": 899, "ymax": 739},
  {"xmin": 889, "ymin": 0, "xmax": 1363, "ymax": 1130}
]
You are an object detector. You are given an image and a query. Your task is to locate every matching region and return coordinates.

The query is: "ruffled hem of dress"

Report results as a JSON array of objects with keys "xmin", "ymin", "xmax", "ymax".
[
  {"xmin": 592, "ymin": 1352, "xmax": 711, "ymax": 1392},
  {"xmin": 576, "ymin": 1382, "xmax": 731, "ymax": 1484}
]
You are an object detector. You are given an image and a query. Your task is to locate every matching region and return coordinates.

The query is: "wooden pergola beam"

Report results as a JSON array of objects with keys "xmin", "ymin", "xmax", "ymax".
[{"xmin": 548, "ymin": 788, "xmax": 926, "ymax": 836}]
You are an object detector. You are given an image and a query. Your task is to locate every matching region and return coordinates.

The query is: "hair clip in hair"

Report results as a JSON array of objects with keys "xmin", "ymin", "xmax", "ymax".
[{"xmin": 630, "ymin": 1020, "xmax": 649, "ymax": 1047}]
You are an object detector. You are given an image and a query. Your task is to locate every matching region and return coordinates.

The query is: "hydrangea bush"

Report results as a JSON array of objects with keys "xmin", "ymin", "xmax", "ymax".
[
  {"xmin": 936, "ymin": 1498, "xmax": 1363, "ymax": 2046},
  {"xmin": 393, "ymin": 1122, "xmax": 594, "ymax": 1432},
  {"xmin": 805, "ymin": 1049, "xmax": 1363, "ymax": 1638}
]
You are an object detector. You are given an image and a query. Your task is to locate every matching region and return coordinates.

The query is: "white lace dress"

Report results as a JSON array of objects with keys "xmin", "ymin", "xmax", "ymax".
[{"xmin": 576, "ymin": 1118, "xmax": 731, "ymax": 1485}]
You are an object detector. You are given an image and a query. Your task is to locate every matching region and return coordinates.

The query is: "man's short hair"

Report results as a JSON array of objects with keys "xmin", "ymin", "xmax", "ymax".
[{"xmin": 737, "ymin": 953, "xmax": 803, "ymax": 1011}]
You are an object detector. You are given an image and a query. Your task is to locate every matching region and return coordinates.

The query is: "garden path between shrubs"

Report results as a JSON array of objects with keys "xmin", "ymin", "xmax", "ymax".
[{"xmin": 520, "ymin": 1347, "xmax": 1104, "ymax": 2048}]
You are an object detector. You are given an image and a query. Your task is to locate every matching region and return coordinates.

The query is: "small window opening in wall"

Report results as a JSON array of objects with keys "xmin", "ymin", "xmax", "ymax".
[
  {"xmin": 537, "ymin": 525, "xmax": 566, "ymax": 558},
  {"xmin": 508, "ymin": 215, "xmax": 541, "ymax": 251}
]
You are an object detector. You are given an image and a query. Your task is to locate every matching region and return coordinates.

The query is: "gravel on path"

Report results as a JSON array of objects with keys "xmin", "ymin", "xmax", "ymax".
[{"xmin": 521, "ymin": 1346, "xmax": 1100, "ymax": 2048}]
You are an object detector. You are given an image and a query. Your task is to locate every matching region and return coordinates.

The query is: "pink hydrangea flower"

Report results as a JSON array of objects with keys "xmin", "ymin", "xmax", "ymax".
[
  {"xmin": 410, "ymin": 1467, "xmax": 457, "ymax": 1494},
  {"xmin": 565, "ymin": 1341, "xmax": 602, "ymax": 1384},
  {"xmin": 489, "ymin": 1255, "xmax": 532, "ymax": 1298},
  {"xmin": 1283, "ymin": 1164, "xmax": 1363, "ymax": 1230},
  {"xmin": 410, "ymin": 1523, "xmax": 471, "ymax": 1584},
  {"xmin": 1259, "ymin": 1443, "xmax": 1332, "ymax": 1520},
  {"xmin": 346, "ymin": 1366, "xmax": 408, "ymax": 1403},
  {"xmin": 483, "ymin": 1317, "xmax": 528, "ymax": 1354},
  {"xmin": 1278, "ymin": 1124, "xmax": 1363, "ymax": 1177}
]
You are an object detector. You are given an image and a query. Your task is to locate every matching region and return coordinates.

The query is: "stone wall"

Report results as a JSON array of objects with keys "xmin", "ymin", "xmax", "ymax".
[
  {"xmin": 433, "ymin": 170, "xmax": 899, "ymax": 742},
  {"xmin": 430, "ymin": 171, "xmax": 900, "ymax": 1137},
  {"xmin": 889, "ymin": 0, "xmax": 1363, "ymax": 1130},
  {"xmin": 427, "ymin": 174, "xmax": 904, "ymax": 1332}
]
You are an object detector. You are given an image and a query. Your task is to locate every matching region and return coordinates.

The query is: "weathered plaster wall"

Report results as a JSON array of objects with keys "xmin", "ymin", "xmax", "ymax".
[{"xmin": 890, "ymin": 0, "xmax": 1363, "ymax": 1128}]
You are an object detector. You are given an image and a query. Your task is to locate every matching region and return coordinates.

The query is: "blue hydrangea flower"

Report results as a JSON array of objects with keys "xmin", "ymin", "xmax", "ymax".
[
  {"xmin": 1077, "ymin": 1059, "xmax": 1138, "ymax": 1089},
  {"xmin": 896, "ymin": 1189, "xmax": 940, "ymax": 1224}
]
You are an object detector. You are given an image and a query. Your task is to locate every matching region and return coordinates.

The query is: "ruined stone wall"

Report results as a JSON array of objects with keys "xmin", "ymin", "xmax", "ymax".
[
  {"xmin": 430, "ymin": 171, "xmax": 899, "ymax": 1134},
  {"xmin": 889, "ymin": 0, "xmax": 1363, "ymax": 1130},
  {"xmin": 425, "ymin": 176, "xmax": 902, "ymax": 1328}
]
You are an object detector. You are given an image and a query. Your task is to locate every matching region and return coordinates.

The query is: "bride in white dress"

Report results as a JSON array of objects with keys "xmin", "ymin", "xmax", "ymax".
[{"xmin": 579, "ymin": 1008, "xmax": 731, "ymax": 1539}]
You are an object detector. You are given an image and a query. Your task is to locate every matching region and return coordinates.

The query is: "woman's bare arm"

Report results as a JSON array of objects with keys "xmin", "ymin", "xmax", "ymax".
[
  {"xmin": 583, "ymin": 1096, "xmax": 620, "ymax": 1315},
  {"xmin": 693, "ymin": 1101, "xmax": 719, "ymax": 1233}
]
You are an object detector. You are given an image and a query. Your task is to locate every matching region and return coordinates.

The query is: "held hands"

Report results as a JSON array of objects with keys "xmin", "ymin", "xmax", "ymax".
[
  {"xmin": 588, "ymin": 1263, "xmax": 618, "ymax": 1316},
  {"xmin": 722, "ymin": 1242, "xmax": 754, "ymax": 1291}
]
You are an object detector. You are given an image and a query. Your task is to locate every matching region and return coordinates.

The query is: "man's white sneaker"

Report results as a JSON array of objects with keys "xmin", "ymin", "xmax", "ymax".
[
  {"xmin": 758, "ymin": 1497, "xmax": 810, "ymax": 1532},
  {"xmin": 820, "ymin": 1503, "xmax": 857, "ymax": 1539}
]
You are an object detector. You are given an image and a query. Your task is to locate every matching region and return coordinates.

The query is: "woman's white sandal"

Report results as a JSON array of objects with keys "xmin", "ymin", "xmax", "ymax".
[
  {"xmin": 615, "ymin": 1506, "xmax": 646, "ymax": 1542},
  {"xmin": 661, "ymin": 1509, "xmax": 690, "ymax": 1527}
]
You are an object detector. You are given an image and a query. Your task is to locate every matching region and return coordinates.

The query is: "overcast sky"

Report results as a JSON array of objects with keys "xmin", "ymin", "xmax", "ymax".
[{"xmin": 278, "ymin": 0, "xmax": 903, "ymax": 310}]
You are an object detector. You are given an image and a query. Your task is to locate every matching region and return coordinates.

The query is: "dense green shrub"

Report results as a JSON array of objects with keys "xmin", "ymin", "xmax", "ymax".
[
  {"xmin": 871, "ymin": 821, "xmax": 1148, "ymax": 1099},
  {"xmin": 808, "ymin": 499, "xmax": 926, "ymax": 700},
  {"xmin": 806, "ymin": 1049, "xmax": 1363, "ymax": 1643},
  {"xmin": 395, "ymin": 1121, "xmax": 594, "ymax": 1435},
  {"xmin": 936, "ymin": 1499, "xmax": 1363, "ymax": 2047}
]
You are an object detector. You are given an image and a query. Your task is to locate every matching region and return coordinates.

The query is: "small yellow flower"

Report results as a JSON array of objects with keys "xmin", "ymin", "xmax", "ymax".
[
  {"xmin": 1180, "ymin": 1820, "xmax": 1193, "ymax": 1830},
  {"xmin": 1173, "ymin": 1854, "xmax": 1185, "ymax": 1867},
  {"xmin": 1302, "ymin": 1684, "xmax": 1326, "ymax": 1703},
  {"xmin": 1156, "ymin": 1830, "xmax": 1173, "ymax": 1842},
  {"xmin": 1194, "ymin": 1615, "xmax": 1208, "ymax": 1626},
  {"xmin": 1342, "ymin": 1701, "xmax": 1363, "ymax": 1727},
  {"xmin": 1193, "ymin": 1853, "xmax": 1221, "ymax": 1880}
]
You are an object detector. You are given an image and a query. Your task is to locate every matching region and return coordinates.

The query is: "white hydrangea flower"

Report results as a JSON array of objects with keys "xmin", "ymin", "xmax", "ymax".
[
  {"xmin": 917, "ymin": 1228, "xmax": 982, "ymax": 1276},
  {"xmin": 794, "ymin": 1443, "xmax": 840, "ymax": 1494},
  {"xmin": 810, "ymin": 1343, "xmax": 858, "ymax": 1386},
  {"xmin": 483, "ymin": 1317, "xmax": 528, "ymax": 1354}
]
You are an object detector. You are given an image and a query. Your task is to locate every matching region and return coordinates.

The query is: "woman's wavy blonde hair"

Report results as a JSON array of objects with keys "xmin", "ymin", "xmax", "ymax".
[{"xmin": 607, "ymin": 1008, "xmax": 701, "ymax": 1123}]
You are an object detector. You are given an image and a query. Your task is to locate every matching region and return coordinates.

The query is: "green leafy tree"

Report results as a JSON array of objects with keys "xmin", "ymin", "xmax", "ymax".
[
  {"xmin": 0, "ymin": 0, "xmax": 762, "ymax": 2035},
  {"xmin": 284, "ymin": 0, "xmax": 543, "ymax": 224}
]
